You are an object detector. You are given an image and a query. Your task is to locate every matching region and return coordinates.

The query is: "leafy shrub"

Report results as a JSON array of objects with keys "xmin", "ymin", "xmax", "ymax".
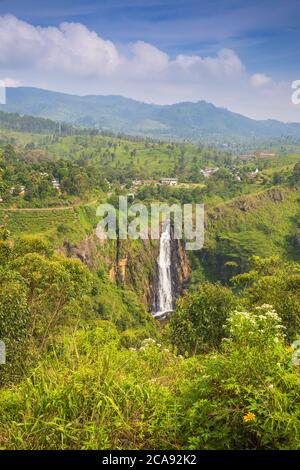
[
  {"xmin": 167, "ymin": 283, "xmax": 238, "ymax": 354},
  {"xmin": 233, "ymin": 256, "xmax": 300, "ymax": 340},
  {"xmin": 179, "ymin": 305, "xmax": 300, "ymax": 449},
  {"xmin": 0, "ymin": 269, "xmax": 29, "ymax": 384}
]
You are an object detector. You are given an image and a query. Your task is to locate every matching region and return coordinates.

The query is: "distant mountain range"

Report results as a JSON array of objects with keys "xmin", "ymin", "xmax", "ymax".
[{"xmin": 1, "ymin": 87, "xmax": 300, "ymax": 142}]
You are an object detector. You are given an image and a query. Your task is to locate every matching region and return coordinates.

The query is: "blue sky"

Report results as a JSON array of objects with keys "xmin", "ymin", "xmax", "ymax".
[{"xmin": 0, "ymin": 0, "xmax": 299, "ymax": 120}]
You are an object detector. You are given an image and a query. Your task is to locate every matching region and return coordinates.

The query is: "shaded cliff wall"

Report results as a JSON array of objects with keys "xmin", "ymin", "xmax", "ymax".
[{"xmin": 58, "ymin": 232, "xmax": 190, "ymax": 311}]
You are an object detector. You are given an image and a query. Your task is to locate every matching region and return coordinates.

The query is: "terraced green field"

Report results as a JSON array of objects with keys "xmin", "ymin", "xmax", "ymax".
[{"xmin": 0, "ymin": 203, "xmax": 98, "ymax": 245}]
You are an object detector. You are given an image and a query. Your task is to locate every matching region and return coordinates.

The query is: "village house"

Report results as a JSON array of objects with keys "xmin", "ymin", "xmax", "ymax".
[
  {"xmin": 132, "ymin": 179, "xmax": 159, "ymax": 188},
  {"xmin": 9, "ymin": 186, "xmax": 26, "ymax": 196},
  {"xmin": 52, "ymin": 179, "xmax": 61, "ymax": 191},
  {"xmin": 249, "ymin": 168, "xmax": 260, "ymax": 177},
  {"xmin": 239, "ymin": 153, "xmax": 256, "ymax": 160},
  {"xmin": 239, "ymin": 152, "xmax": 275, "ymax": 160},
  {"xmin": 200, "ymin": 167, "xmax": 219, "ymax": 178},
  {"xmin": 160, "ymin": 178, "xmax": 178, "ymax": 186},
  {"xmin": 257, "ymin": 152, "xmax": 275, "ymax": 158}
]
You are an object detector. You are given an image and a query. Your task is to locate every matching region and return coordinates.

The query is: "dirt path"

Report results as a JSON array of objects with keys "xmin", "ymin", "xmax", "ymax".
[{"xmin": 0, "ymin": 199, "xmax": 98, "ymax": 212}]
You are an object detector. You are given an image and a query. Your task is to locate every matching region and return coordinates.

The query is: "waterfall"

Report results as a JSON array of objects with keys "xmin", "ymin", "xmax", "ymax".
[{"xmin": 154, "ymin": 224, "xmax": 174, "ymax": 319}]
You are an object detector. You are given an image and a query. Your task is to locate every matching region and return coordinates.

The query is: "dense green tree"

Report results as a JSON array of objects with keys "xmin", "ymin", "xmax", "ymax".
[
  {"xmin": 232, "ymin": 256, "xmax": 300, "ymax": 340},
  {"xmin": 290, "ymin": 162, "xmax": 300, "ymax": 185},
  {"xmin": 0, "ymin": 268, "xmax": 29, "ymax": 384},
  {"xmin": 180, "ymin": 305, "xmax": 300, "ymax": 450},
  {"xmin": 167, "ymin": 283, "xmax": 237, "ymax": 354}
]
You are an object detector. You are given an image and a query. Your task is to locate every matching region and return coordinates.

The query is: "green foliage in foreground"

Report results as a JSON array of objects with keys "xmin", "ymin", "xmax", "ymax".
[
  {"xmin": 232, "ymin": 256, "xmax": 300, "ymax": 341},
  {"xmin": 0, "ymin": 306, "xmax": 299, "ymax": 450},
  {"xmin": 180, "ymin": 306, "xmax": 300, "ymax": 450},
  {"xmin": 168, "ymin": 257, "xmax": 300, "ymax": 356},
  {"xmin": 167, "ymin": 283, "xmax": 237, "ymax": 355},
  {"xmin": 0, "ymin": 233, "xmax": 154, "ymax": 385},
  {"xmin": 1, "ymin": 228, "xmax": 300, "ymax": 449}
]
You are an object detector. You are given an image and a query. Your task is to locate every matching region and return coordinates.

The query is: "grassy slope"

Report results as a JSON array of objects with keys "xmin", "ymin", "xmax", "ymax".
[
  {"xmin": 0, "ymin": 129, "xmax": 223, "ymax": 179},
  {"xmin": 189, "ymin": 186, "xmax": 300, "ymax": 283},
  {"xmin": 0, "ymin": 204, "xmax": 98, "ymax": 245}
]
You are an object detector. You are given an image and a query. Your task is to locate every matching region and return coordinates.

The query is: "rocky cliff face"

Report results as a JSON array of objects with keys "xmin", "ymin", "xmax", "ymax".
[
  {"xmin": 61, "ymin": 236, "xmax": 98, "ymax": 269},
  {"xmin": 58, "ymin": 230, "xmax": 190, "ymax": 313},
  {"xmin": 172, "ymin": 239, "xmax": 190, "ymax": 297}
]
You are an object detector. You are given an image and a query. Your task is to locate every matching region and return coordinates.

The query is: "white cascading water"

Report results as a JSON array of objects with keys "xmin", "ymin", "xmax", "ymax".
[{"xmin": 154, "ymin": 224, "xmax": 173, "ymax": 319}]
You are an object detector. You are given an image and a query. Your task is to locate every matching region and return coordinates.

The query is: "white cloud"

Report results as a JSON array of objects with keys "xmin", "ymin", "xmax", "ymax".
[
  {"xmin": 250, "ymin": 73, "xmax": 272, "ymax": 87},
  {"xmin": 172, "ymin": 48, "xmax": 244, "ymax": 80},
  {"xmin": 0, "ymin": 15, "xmax": 298, "ymax": 122},
  {"xmin": 40, "ymin": 22, "xmax": 120, "ymax": 76},
  {"xmin": 0, "ymin": 15, "xmax": 243, "ymax": 80},
  {"xmin": 0, "ymin": 15, "xmax": 120, "ymax": 76},
  {"xmin": 130, "ymin": 41, "xmax": 169, "ymax": 76}
]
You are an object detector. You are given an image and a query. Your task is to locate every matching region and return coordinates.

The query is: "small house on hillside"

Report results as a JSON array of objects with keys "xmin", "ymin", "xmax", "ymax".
[
  {"xmin": 249, "ymin": 168, "xmax": 259, "ymax": 177},
  {"xmin": 200, "ymin": 167, "xmax": 219, "ymax": 178},
  {"xmin": 9, "ymin": 186, "xmax": 26, "ymax": 196},
  {"xmin": 257, "ymin": 152, "xmax": 275, "ymax": 158},
  {"xmin": 52, "ymin": 179, "xmax": 61, "ymax": 191},
  {"xmin": 132, "ymin": 179, "xmax": 159, "ymax": 187},
  {"xmin": 160, "ymin": 178, "xmax": 178, "ymax": 186}
]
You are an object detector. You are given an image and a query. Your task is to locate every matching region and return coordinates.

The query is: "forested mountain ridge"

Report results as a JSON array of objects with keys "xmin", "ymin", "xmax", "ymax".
[
  {"xmin": 0, "ymin": 110, "xmax": 76, "ymax": 134},
  {"xmin": 1, "ymin": 87, "xmax": 300, "ymax": 142}
]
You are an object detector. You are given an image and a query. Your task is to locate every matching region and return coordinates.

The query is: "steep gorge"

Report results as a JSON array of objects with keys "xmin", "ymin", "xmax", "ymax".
[{"xmin": 59, "ymin": 229, "xmax": 190, "ymax": 314}]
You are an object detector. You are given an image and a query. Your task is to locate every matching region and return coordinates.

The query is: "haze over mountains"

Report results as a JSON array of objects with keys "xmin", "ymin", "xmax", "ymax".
[{"xmin": 1, "ymin": 87, "xmax": 300, "ymax": 142}]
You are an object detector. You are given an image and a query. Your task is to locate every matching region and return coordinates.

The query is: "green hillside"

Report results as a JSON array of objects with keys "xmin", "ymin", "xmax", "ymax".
[
  {"xmin": 1, "ymin": 118, "xmax": 300, "ymax": 451},
  {"xmin": 190, "ymin": 186, "xmax": 300, "ymax": 284}
]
